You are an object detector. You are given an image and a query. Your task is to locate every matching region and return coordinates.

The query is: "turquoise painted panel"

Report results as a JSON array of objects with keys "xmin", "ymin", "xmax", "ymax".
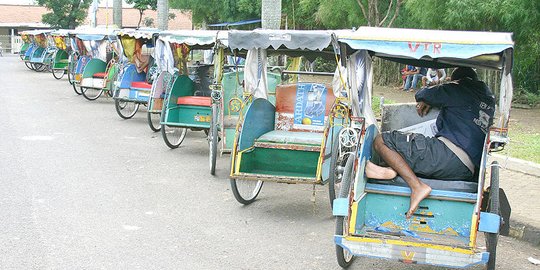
[
  {"xmin": 164, "ymin": 105, "xmax": 211, "ymax": 129},
  {"xmin": 333, "ymin": 198, "xmax": 349, "ymax": 217},
  {"xmin": 362, "ymin": 193, "xmax": 474, "ymax": 237},
  {"xmin": 225, "ymin": 128, "xmax": 236, "ymax": 150},
  {"xmin": 222, "ymin": 71, "xmax": 244, "ymax": 116},
  {"xmin": 82, "ymin": 59, "xmax": 106, "ymax": 78},
  {"xmin": 118, "ymin": 64, "xmax": 146, "ymax": 88},
  {"xmin": 354, "ymin": 124, "xmax": 377, "ymax": 200},
  {"xmin": 238, "ymin": 98, "xmax": 275, "ymax": 151},
  {"xmin": 267, "ymin": 72, "xmax": 281, "ymax": 105}
]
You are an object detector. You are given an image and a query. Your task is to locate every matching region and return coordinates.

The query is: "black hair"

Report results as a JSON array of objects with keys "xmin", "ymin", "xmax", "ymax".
[{"xmin": 451, "ymin": 67, "xmax": 478, "ymax": 81}]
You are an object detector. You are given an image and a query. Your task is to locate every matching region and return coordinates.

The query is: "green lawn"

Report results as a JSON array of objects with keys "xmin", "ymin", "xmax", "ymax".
[{"xmin": 504, "ymin": 129, "xmax": 540, "ymax": 164}]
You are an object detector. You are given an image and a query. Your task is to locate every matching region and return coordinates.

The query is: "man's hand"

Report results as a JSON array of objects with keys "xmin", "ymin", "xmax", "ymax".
[{"xmin": 416, "ymin": 101, "xmax": 431, "ymax": 117}]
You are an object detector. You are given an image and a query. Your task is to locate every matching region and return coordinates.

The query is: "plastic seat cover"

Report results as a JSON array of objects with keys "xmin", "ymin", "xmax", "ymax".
[{"xmin": 177, "ymin": 96, "xmax": 211, "ymax": 107}]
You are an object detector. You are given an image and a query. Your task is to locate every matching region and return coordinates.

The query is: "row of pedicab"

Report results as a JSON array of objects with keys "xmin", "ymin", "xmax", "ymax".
[{"xmin": 18, "ymin": 26, "xmax": 515, "ymax": 270}]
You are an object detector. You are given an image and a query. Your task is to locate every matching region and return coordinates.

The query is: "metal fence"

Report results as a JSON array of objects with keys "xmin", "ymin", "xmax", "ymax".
[{"xmin": 0, "ymin": 35, "xmax": 22, "ymax": 54}]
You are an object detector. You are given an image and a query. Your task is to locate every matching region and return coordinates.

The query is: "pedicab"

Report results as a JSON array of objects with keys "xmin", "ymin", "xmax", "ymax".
[
  {"xmin": 75, "ymin": 27, "xmax": 120, "ymax": 101},
  {"xmin": 21, "ymin": 30, "xmax": 53, "ymax": 71},
  {"xmin": 331, "ymin": 27, "xmax": 514, "ymax": 269},
  {"xmin": 49, "ymin": 29, "xmax": 71, "ymax": 80},
  {"xmin": 228, "ymin": 29, "xmax": 357, "ymax": 204},
  {"xmin": 155, "ymin": 31, "xmax": 226, "ymax": 158},
  {"xmin": 111, "ymin": 28, "xmax": 159, "ymax": 119},
  {"xmin": 67, "ymin": 29, "xmax": 92, "ymax": 95},
  {"xmin": 19, "ymin": 32, "xmax": 31, "ymax": 60}
]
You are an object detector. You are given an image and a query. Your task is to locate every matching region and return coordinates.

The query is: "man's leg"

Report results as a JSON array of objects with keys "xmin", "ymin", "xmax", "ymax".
[
  {"xmin": 404, "ymin": 75, "xmax": 412, "ymax": 90},
  {"xmin": 370, "ymin": 134, "xmax": 432, "ymax": 218}
]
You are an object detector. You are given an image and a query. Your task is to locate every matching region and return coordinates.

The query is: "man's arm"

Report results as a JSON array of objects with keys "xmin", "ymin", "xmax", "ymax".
[{"xmin": 415, "ymin": 83, "xmax": 455, "ymax": 108}]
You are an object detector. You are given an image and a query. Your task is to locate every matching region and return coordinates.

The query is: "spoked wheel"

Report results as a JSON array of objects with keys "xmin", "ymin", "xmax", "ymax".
[
  {"xmin": 209, "ymin": 103, "xmax": 219, "ymax": 175},
  {"xmin": 19, "ymin": 54, "xmax": 24, "ymax": 60},
  {"xmin": 24, "ymin": 62, "xmax": 34, "ymax": 70},
  {"xmin": 115, "ymin": 99, "xmax": 139, "ymax": 119},
  {"xmin": 52, "ymin": 68, "xmax": 65, "ymax": 80},
  {"xmin": 80, "ymin": 86, "xmax": 104, "ymax": 101},
  {"xmin": 485, "ymin": 161, "xmax": 500, "ymax": 270},
  {"xmin": 335, "ymin": 154, "xmax": 355, "ymax": 268},
  {"xmin": 72, "ymin": 82, "xmax": 82, "ymax": 95},
  {"xmin": 147, "ymin": 111, "xmax": 161, "ymax": 132},
  {"xmin": 230, "ymin": 179, "xmax": 263, "ymax": 205},
  {"xmin": 160, "ymin": 125, "xmax": 187, "ymax": 149},
  {"xmin": 33, "ymin": 63, "xmax": 46, "ymax": 72},
  {"xmin": 328, "ymin": 129, "xmax": 345, "ymax": 208}
]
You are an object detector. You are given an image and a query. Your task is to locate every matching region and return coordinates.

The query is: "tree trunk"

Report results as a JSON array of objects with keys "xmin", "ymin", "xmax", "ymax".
[
  {"xmin": 113, "ymin": 0, "xmax": 122, "ymax": 28},
  {"xmin": 137, "ymin": 10, "xmax": 143, "ymax": 28},
  {"xmin": 157, "ymin": 0, "xmax": 169, "ymax": 30}
]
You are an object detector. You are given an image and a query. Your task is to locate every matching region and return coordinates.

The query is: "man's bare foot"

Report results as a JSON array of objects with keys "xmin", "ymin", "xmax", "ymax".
[
  {"xmin": 365, "ymin": 161, "xmax": 398, "ymax": 180},
  {"xmin": 406, "ymin": 183, "xmax": 432, "ymax": 219}
]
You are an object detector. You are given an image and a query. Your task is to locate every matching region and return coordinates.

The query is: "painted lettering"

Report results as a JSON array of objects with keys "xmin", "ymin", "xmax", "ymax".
[
  {"xmin": 408, "ymin": 42, "xmax": 420, "ymax": 53},
  {"xmin": 408, "ymin": 42, "xmax": 442, "ymax": 54}
]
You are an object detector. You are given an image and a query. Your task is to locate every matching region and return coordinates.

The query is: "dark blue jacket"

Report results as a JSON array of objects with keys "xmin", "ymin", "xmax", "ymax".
[{"xmin": 415, "ymin": 79, "xmax": 495, "ymax": 168}]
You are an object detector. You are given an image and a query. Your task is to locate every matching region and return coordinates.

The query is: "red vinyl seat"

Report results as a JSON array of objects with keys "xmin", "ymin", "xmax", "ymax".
[
  {"xmin": 92, "ymin": 72, "xmax": 107, "ymax": 78},
  {"xmin": 177, "ymin": 96, "xmax": 211, "ymax": 107},
  {"xmin": 131, "ymin": 81, "xmax": 152, "ymax": 89}
]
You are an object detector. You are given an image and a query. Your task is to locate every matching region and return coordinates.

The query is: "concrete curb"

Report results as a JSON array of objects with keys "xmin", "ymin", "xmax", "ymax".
[
  {"xmin": 491, "ymin": 154, "xmax": 540, "ymax": 177},
  {"xmin": 509, "ymin": 220, "xmax": 540, "ymax": 247}
]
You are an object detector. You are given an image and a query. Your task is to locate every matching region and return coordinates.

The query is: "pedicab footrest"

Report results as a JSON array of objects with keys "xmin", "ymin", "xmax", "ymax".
[{"xmin": 177, "ymin": 96, "xmax": 211, "ymax": 107}]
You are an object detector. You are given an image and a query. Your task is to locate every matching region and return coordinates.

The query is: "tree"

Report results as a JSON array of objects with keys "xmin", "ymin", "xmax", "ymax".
[
  {"xmin": 170, "ymin": 0, "xmax": 261, "ymax": 27},
  {"xmin": 126, "ymin": 0, "xmax": 158, "ymax": 28},
  {"xmin": 36, "ymin": 0, "xmax": 92, "ymax": 29}
]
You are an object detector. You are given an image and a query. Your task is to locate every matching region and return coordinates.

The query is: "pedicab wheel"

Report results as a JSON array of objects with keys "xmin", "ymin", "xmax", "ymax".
[
  {"xmin": 72, "ymin": 82, "xmax": 82, "ymax": 95},
  {"xmin": 335, "ymin": 154, "xmax": 355, "ymax": 268},
  {"xmin": 209, "ymin": 103, "xmax": 218, "ymax": 175},
  {"xmin": 328, "ymin": 129, "xmax": 345, "ymax": 208},
  {"xmin": 160, "ymin": 124, "xmax": 187, "ymax": 149},
  {"xmin": 19, "ymin": 54, "xmax": 24, "ymax": 60},
  {"xmin": 24, "ymin": 62, "xmax": 34, "ymax": 70},
  {"xmin": 115, "ymin": 99, "xmax": 139, "ymax": 119},
  {"xmin": 485, "ymin": 161, "xmax": 500, "ymax": 270},
  {"xmin": 80, "ymin": 87, "xmax": 104, "ymax": 101},
  {"xmin": 52, "ymin": 68, "xmax": 65, "ymax": 80},
  {"xmin": 33, "ymin": 63, "xmax": 46, "ymax": 72},
  {"xmin": 230, "ymin": 179, "xmax": 263, "ymax": 205},
  {"xmin": 147, "ymin": 111, "xmax": 161, "ymax": 132}
]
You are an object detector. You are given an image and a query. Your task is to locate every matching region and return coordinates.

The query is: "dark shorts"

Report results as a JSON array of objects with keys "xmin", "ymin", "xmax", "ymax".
[{"xmin": 381, "ymin": 131, "xmax": 474, "ymax": 181}]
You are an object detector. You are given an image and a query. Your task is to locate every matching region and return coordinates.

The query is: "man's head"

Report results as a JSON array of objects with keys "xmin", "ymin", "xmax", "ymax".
[{"xmin": 451, "ymin": 67, "xmax": 478, "ymax": 81}]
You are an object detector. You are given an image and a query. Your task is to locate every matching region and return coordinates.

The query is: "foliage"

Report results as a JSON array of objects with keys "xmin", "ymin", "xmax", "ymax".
[
  {"xmin": 126, "ymin": 0, "xmax": 157, "ymax": 28},
  {"xmin": 170, "ymin": 0, "xmax": 260, "ymax": 26},
  {"xmin": 36, "ymin": 0, "xmax": 92, "ymax": 29},
  {"xmin": 403, "ymin": 0, "xmax": 540, "ymax": 99}
]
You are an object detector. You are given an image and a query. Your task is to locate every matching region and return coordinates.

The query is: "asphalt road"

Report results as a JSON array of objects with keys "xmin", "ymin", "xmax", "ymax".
[{"xmin": 0, "ymin": 55, "xmax": 539, "ymax": 270}]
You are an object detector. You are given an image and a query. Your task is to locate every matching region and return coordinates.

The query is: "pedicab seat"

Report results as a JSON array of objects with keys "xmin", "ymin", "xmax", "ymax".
[
  {"xmin": 255, "ymin": 130, "xmax": 323, "ymax": 152},
  {"xmin": 131, "ymin": 81, "xmax": 152, "ymax": 89},
  {"xmin": 177, "ymin": 96, "xmax": 211, "ymax": 107},
  {"xmin": 92, "ymin": 72, "xmax": 107, "ymax": 78}
]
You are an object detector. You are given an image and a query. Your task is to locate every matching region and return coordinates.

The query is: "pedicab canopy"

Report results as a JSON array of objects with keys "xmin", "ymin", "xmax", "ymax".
[
  {"xmin": 21, "ymin": 30, "xmax": 53, "ymax": 48},
  {"xmin": 50, "ymin": 29, "xmax": 71, "ymax": 51},
  {"xmin": 228, "ymin": 29, "xmax": 350, "ymax": 100},
  {"xmin": 75, "ymin": 27, "xmax": 119, "ymax": 61},
  {"xmin": 337, "ymin": 27, "xmax": 514, "ymax": 132},
  {"xmin": 117, "ymin": 28, "xmax": 159, "ymax": 73},
  {"xmin": 156, "ymin": 30, "xmax": 228, "ymax": 80}
]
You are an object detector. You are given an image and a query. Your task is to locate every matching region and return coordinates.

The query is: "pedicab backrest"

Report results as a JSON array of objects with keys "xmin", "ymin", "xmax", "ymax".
[{"xmin": 274, "ymin": 83, "xmax": 335, "ymax": 132}]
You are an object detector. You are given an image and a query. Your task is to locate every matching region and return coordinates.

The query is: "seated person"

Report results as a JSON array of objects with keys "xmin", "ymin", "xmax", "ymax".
[
  {"xmin": 403, "ymin": 66, "xmax": 427, "ymax": 92},
  {"xmin": 399, "ymin": 65, "xmax": 412, "ymax": 90},
  {"xmin": 365, "ymin": 67, "xmax": 495, "ymax": 218},
  {"xmin": 422, "ymin": 68, "xmax": 441, "ymax": 87}
]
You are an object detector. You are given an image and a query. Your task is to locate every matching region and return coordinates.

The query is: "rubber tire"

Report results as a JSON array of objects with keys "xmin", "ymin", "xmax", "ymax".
[
  {"xmin": 147, "ymin": 111, "xmax": 161, "ymax": 132},
  {"xmin": 160, "ymin": 124, "xmax": 187, "ymax": 149},
  {"xmin": 115, "ymin": 99, "xmax": 139, "ymax": 119},
  {"xmin": 335, "ymin": 154, "xmax": 355, "ymax": 268},
  {"xmin": 52, "ymin": 68, "xmax": 65, "ymax": 80},
  {"xmin": 72, "ymin": 82, "xmax": 82, "ymax": 95},
  {"xmin": 33, "ymin": 63, "xmax": 46, "ymax": 72},
  {"xmin": 328, "ymin": 128, "xmax": 344, "ymax": 209},
  {"xmin": 209, "ymin": 103, "xmax": 218, "ymax": 175},
  {"xmin": 486, "ymin": 161, "xmax": 500, "ymax": 270},
  {"xmin": 24, "ymin": 62, "xmax": 34, "ymax": 70},
  {"xmin": 230, "ymin": 178, "xmax": 263, "ymax": 205},
  {"xmin": 81, "ymin": 87, "xmax": 104, "ymax": 101}
]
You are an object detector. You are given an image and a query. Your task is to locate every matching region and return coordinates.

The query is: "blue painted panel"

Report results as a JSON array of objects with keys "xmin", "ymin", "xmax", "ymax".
[
  {"xmin": 238, "ymin": 98, "xmax": 275, "ymax": 151},
  {"xmin": 479, "ymin": 212, "xmax": 500, "ymax": 233},
  {"xmin": 119, "ymin": 64, "xmax": 146, "ymax": 88},
  {"xmin": 354, "ymin": 124, "xmax": 377, "ymax": 200},
  {"xmin": 75, "ymin": 56, "xmax": 91, "ymax": 74},
  {"xmin": 365, "ymin": 183, "xmax": 478, "ymax": 201},
  {"xmin": 333, "ymin": 198, "xmax": 349, "ymax": 217},
  {"xmin": 24, "ymin": 44, "xmax": 36, "ymax": 57},
  {"xmin": 363, "ymin": 193, "xmax": 474, "ymax": 237}
]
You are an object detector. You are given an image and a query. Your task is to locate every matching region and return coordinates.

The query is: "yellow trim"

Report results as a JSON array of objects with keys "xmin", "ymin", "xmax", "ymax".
[
  {"xmin": 469, "ymin": 214, "xmax": 479, "ymax": 248},
  {"xmin": 348, "ymin": 202, "xmax": 358, "ymax": 235},
  {"xmin": 344, "ymin": 236, "xmax": 476, "ymax": 255}
]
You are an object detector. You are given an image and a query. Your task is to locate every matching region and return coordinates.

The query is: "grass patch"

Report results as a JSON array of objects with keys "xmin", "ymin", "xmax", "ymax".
[
  {"xmin": 503, "ymin": 129, "xmax": 540, "ymax": 164},
  {"xmin": 372, "ymin": 95, "xmax": 395, "ymax": 117}
]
